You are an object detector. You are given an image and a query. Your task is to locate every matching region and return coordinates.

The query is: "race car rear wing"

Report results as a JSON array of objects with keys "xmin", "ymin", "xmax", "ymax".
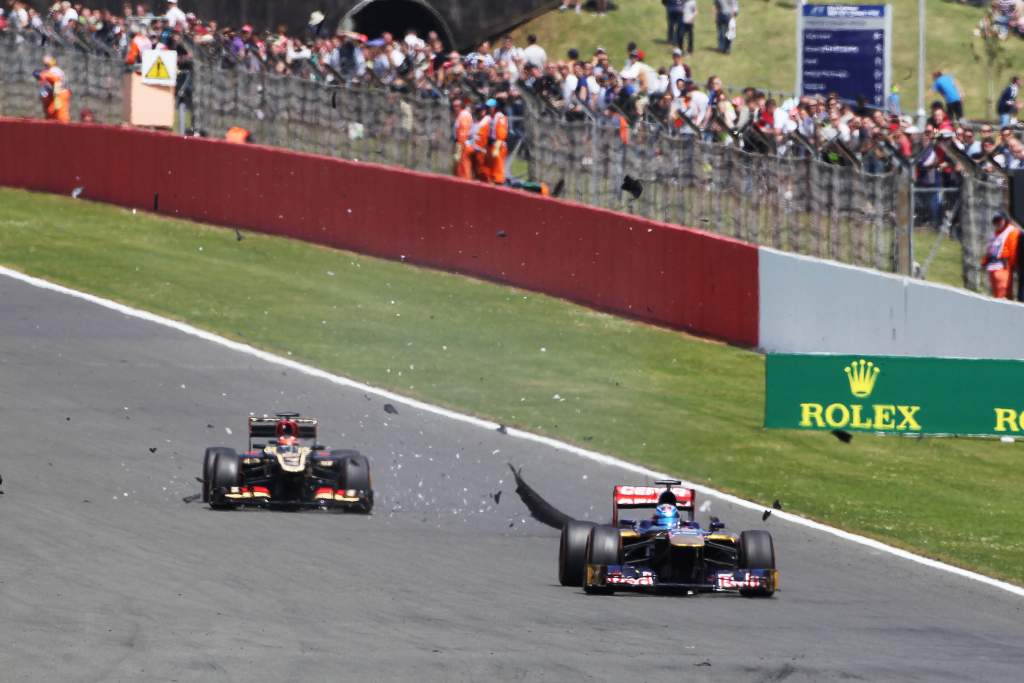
[
  {"xmin": 248, "ymin": 415, "xmax": 318, "ymax": 443},
  {"xmin": 612, "ymin": 481, "xmax": 695, "ymax": 525}
]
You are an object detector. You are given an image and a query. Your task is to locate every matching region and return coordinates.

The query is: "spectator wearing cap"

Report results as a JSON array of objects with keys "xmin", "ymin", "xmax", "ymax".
[
  {"xmin": 998, "ymin": 76, "xmax": 1019, "ymax": 128},
  {"xmin": 983, "ymin": 211, "xmax": 1021, "ymax": 299},
  {"xmin": 931, "ymin": 70, "xmax": 964, "ymax": 122},
  {"xmin": 668, "ymin": 48, "xmax": 690, "ymax": 97}
]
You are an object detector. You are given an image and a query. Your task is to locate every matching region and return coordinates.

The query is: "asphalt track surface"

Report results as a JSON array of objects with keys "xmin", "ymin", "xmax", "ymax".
[{"xmin": 2, "ymin": 274, "xmax": 1024, "ymax": 682}]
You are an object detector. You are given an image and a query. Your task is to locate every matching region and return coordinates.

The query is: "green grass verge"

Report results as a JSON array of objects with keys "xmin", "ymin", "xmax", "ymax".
[
  {"xmin": 511, "ymin": 0, "xmax": 1020, "ymax": 120},
  {"xmin": 914, "ymin": 225, "xmax": 966, "ymax": 288},
  {"xmin": 2, "ymin": 186, "xmax": 1022, "ymax": 584}
]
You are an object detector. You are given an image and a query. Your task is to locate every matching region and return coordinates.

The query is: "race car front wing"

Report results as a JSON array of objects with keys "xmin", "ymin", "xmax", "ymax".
[{"xmin": 584, "ymin": 563, "xmax": 778, "ymax": 593}]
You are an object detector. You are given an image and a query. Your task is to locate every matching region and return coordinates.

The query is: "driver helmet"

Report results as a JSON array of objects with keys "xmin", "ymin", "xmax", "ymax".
[
  {"xmin": 277, "ymin": 435, "xmax": 298, "ymax": 451},
  {"xmin": 651, "ymin": 503, "xmax": 680, "ymax": 530}
]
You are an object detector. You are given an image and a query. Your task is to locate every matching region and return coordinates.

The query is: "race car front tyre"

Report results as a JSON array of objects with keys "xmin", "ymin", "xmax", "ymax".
[
  {"xmin": 203, "ymin": 447, "xmax": 236, "ymax": 503},
  {"xmin": 332, "ymin": 450, "xmax": 373, "ymax": 514},
  {"xmin": 583, "ymin": 525, "xmax": 623, "ymax": 595},
  {"xmin": 209, "ymin": 451, "xmax": 240, "ymax": 510},
  {"xmin": 738, "ymin": 530, "xmax": 776, "ymax": 597},
  {"xmin": 558, "ymin": 520, "xmax": 596, "ymax": 587}
]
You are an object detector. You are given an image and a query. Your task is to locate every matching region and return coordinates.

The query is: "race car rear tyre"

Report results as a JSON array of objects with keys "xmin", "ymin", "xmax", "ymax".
[
  {"xmin": 209, "ymin": 451, "xmax": 240, "ymax": 510},
  {"xmin": 333, "ymin": 450, "xmax": 373, "ymax": 514},
  {"xmin": 203, "ymin": 447, "xmax": 236, "ymax": 503},
  {"xmin": 738, "ymin": 530, "xmax": 776, "ymax": 597},
  {"xmin": 583, "ymin": 525, "xmax": 623, "ymax": 595},
  {"xmin": 558, "ymin": 520, "xmax": 596, "ymax": 587}
]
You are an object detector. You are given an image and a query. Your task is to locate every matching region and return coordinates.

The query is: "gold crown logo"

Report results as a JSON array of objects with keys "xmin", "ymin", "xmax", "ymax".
[{"xmin": 844, "ymin": 359, "xmax": 880, "ymax": 398}]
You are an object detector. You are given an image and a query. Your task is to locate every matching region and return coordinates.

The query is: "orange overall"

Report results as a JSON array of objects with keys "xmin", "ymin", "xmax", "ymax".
[
  {"xmin": 488, "ymin": 111, "xmax": 509, "ymax": 185},
  {"xmin": 39, "ymin": 66, "xmax": 70, "ymax": 123},
  {"xmin": 983, "ymin": 223, "xmax": 1020, "ymax": 299},
  {"xmin": 472, "ymin": 114, "xmax": 492, "ymax": 183},
  {"xmin": 453, "ymin": 108, "xmax": 474, "ymax": 180}
]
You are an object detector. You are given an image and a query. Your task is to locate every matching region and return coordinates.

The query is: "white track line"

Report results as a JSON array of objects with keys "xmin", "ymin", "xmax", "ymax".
[{"xmin": 3, "ymin": 264, "xmax": 1022, "ymax": 598}]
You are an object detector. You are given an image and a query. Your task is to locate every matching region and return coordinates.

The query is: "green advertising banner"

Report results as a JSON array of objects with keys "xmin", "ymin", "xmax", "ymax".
[{"xmin": 765, "ymin": 354, "xmax": 1024, "ymax": 437}]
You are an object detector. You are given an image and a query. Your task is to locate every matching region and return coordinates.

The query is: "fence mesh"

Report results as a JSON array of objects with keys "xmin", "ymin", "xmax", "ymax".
[
  {"xmin": 0, "ymin": 32, "xmax": 122, "ymax": 124},
  {"xmin": 960, "ymin": 173, "xmax": 1010, "ymax": 292},
  {"xmin": 192, "ymin": 64, "xmax": 452, "ymax": 175},
  {"xmin": 525, "ymin": 113, "xmax": 902, "ymax": 271}
]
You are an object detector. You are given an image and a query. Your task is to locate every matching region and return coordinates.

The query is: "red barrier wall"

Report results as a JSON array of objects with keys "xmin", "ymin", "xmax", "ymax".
[{"xmin": 0, "ymin": 120, "xmax": 759, "ymax": 345}]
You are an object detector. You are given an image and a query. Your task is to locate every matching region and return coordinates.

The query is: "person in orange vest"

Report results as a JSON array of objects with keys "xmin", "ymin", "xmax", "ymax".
[
  {"xmin": 125, "ymin": 29, "xmax": 153, "ymax": 67},
  {"xmin": 604, "ymin": 106, "xmax": 630, "ymax": 145},
  {"xmin": 487, "ymin": 98, "xmax": 509, "ymax": 185},
  {"xmin": 451, "ymin": 98, "xmax": 474, "ymax": 180},
  {"xmin": 36, "ymin": 55, "xmax": 71, "ymax": 123},
  {"xmin": 225, "ymin": 126, "xmax": 253, "ymax": 143},
  {"xmin": 471, "ymin": 103, "xmax": 492, "ymax": 183},
  {"xmin": 983, "ymin": 211, "xmax": 1021, "ymax": 299}
]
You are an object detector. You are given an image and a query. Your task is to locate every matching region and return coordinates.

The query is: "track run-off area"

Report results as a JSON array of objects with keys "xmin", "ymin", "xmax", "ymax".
[{"xmin": 2, "ymin": 268, "xmax": 1024, "ymax": 682}]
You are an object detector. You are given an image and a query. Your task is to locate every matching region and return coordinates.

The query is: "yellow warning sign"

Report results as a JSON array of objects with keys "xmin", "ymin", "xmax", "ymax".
[
  {"xmin": 145, "ymin": 56, "xmax": 170, "ymax": 81},
  {"xmin": 140, "ymin": 49, "xmax": 177, "ymax": 86}
]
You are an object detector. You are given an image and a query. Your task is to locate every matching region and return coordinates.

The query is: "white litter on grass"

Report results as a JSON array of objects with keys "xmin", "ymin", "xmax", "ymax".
[
  {"xmin": 8, "ymin": 265, "xmax": 1024, "ymax": 600},
  {"xmin": 1001, "ymin": 436, "xmax": 1015, "ymax": 444}
]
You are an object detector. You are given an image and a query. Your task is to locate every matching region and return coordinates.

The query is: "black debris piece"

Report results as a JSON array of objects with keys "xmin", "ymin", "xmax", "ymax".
[
  {"xmin": 762, "ymin": 509, "xmax": 772, "ymax": 522},
  {"xmin": 492, "ymin": 490, "xmax": 502, "ymax": 505},
  {"xmin": 235, "ymin": 229, "xmax": 244, "ymax": 242},
  {"xmin": 194, "ymin": 477, "xmax": 204, "ymax": 484},
  {"xmin": 149, "ymin": 447, "xmax": 157, "ymax": 453},
  {"xmin": 831, "ymin": 429, "xmax": 853, "ymax": 443},
  {"xmin": 772, "ymin": 499, "xmax": 782, "ymax": 510},
  {"xmin": 496, "ymin": 230, "xmax": 508, "ymax": 238},
  {"xmin": 206, "ymin": 424, "xmax": 214, "ymax": 429},
  {"xmin": 508, "ymin": 463, "xmax": 574, "ymax": 529},
  {"xmin": 182, "ymin": 493, "xmax": 201, "ymax": 504},
  {"xmin": 694, "ymin": 660, "xmax": 711, "ymax": 667},
  {"xmin": 82, "ymin": 499, "xmax": 90, "ymax": 503},
  {"xmin": 66, "ymin": 417, "xmax": 71, "ymax": 421},
  {"xmin": 496, "ymin": 424, "xmax": 507, "ymax": 434},
  {"xmin": 621, "ymin": 175, "xmax": 643, "ymax": 199},
  {"xmin": 383, "ymin": 403, "xmax": 398, "ymax": 415}
]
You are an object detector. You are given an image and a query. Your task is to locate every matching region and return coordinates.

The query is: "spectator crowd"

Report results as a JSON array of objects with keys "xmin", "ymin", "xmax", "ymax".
[{"xmin": 1, "ymin": 1, "xmax": 1022, "ymax": 224}]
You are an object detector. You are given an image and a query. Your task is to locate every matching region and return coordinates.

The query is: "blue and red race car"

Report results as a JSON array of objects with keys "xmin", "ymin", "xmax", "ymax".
[{"xmin": 559, "ymin": 480, "xmax": 777, "ymax": 596}]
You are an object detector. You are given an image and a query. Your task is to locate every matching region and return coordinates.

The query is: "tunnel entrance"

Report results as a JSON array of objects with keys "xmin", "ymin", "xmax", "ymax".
[{"xmin": 344, "ymin": 0, "xmax": 452, "ymax": 47}]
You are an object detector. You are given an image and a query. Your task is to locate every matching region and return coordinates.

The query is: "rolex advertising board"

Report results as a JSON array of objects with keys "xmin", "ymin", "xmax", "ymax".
[{"xmin": 765, "ymin": 354, "xmax": 1024, "ymax": 437}]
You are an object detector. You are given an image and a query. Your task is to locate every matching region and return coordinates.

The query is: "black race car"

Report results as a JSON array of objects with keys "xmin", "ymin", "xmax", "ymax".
[
  {"xmin": 559, "ymin": 480, "xmax": 777, "ymax": 596},
  {"xmin": 202, "ymin": 413, "xmax": 373, "ymax": 512}
]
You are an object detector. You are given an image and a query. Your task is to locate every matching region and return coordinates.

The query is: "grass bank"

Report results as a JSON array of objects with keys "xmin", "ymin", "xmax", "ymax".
[{"xmin": 1, "ymin": 186, "xmax": 1021, "ymax": 583}]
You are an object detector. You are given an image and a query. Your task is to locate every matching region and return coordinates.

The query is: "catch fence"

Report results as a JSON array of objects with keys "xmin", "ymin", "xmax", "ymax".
[
  {"xmin": 0, "ymin": 31, "xmax": 122, "ymax": 124},
  {"xmin": 0, "ymin": 35, "xmax": 1009, "ymax": 293}
]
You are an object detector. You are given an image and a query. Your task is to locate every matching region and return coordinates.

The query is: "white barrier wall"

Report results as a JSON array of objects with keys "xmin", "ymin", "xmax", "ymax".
[{"xmin": 758, "ymin": 248, "xmax": 1024, "ymax": 359}]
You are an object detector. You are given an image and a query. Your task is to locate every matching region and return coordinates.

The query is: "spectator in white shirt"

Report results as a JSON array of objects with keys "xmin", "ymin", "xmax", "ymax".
[
  {"xmin": 523, "ymin": 34, "xmax": 547, "ymax": 68},
  {"xmin": 681, "ymin": 0, "xmax": 698, "ymax": 55},
  {"xmin": 668, "ymin": 49, "xmax": 690, "ymax": 97},
  {"xmin": 164, "ymin": 0, "xmax": 187, "ymax": 31}
]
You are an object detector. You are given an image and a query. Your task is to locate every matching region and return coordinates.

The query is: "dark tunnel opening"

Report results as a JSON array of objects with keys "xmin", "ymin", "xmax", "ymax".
[{"xmin": 346, "ymin": 0, "xmax": 452, "ymax": 47}]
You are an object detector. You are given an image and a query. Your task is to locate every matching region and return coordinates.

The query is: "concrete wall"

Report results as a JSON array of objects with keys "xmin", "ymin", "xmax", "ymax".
[
  {"xmin": 0, "ymin": 119, "xmax": 760, "ymax": 347},
  {"xmin": 759, "ymin": 248, "xmax": 1024, "ymax": 360}
]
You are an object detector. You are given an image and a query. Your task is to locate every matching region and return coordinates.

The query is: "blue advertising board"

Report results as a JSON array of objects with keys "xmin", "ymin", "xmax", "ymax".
[{"xmin": 797, "ymin": 4, "xmax": 892, "ymax": 109}]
